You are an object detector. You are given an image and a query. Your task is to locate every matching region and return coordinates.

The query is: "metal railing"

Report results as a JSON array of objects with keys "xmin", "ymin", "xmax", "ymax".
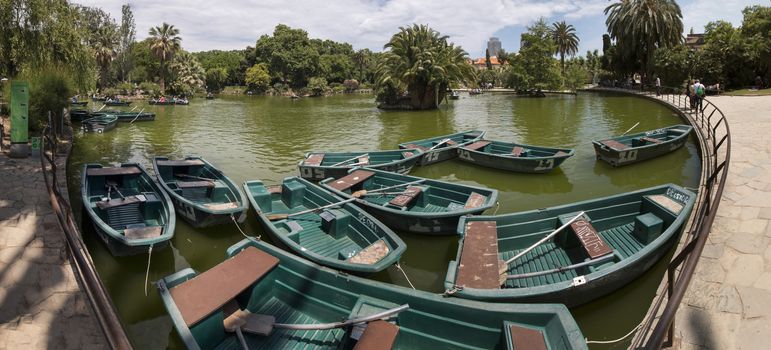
[
  {"xmin": 595, "ymin": 85, "xmax": 730, "ymax": 349},
  {"xmin": 40, "ymin": 112, "xmax": 132, "ymax": 349}
]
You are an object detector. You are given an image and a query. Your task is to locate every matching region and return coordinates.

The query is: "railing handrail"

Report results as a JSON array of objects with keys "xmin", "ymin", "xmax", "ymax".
[
  {"xmin": 595, "ymin": 84, "xmax": 731, "ymax": 349},
  {"xmin": 40, "ymin": 112, "xmax": 133, "ymax": 349}
]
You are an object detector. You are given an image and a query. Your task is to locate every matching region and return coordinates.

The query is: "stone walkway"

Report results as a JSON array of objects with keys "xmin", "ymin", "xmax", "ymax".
[
  {"xmin": 0, "ymin": 119, "xmax": 106, "ymax": 348},
  {"xmin": 673, "ymin": 95, "xmax": 771, "ymax": 349}
]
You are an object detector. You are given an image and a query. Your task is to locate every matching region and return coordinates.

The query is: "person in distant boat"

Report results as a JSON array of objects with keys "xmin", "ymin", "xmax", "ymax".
[
  {"xmin": 71, "ymin": 96, "xmax": 78, "ymax": 103},
  {"xmin": 159, "ymin": 96, "xmax": 166, "ymax": 103}
]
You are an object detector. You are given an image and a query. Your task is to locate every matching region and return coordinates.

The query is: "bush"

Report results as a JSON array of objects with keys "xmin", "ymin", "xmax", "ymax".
[
  {"xmin": 343, "ymin": 79, "xmax": 359, "ymax": 92},
  {"xmin": 116, "ymin": 82, "xmax": 134, "ymax": 95},
  {"xmin": 139, "ymin": 82, "xmax": 160, "ymax": 95},
  {"xmin": 307, "ymin": 77, "xmax": 328, "ymax": 96},
  {"xmin": 17, "ymin": 67, "xmax": 74, "ymax": 133},
  {"xmin": 332, "ymin": 85, "xmax": 346, "ymax": 93}
]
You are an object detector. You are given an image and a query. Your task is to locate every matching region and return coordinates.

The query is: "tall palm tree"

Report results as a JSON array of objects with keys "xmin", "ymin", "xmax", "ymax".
[
  {"xmin": 352, "ymin": 49, "xmax": 371, "ymax": 82},
  {"xmin": 605, "ymin": 0, "xmax": 683, "ymax": 81},
  {"xmin": 376, "ymin": 24, "xmax": 475, "ymax": 110},
  {"xmin": 94, "ymin": 26, "xmax": 118, "ymax": 89},
  {"xmin": 148, "ymin": 23, "xmax": 181, "ymax": 94},
  {"xmin": 551, "ymin": 21, "xmax": 579, "ymax": 75}
]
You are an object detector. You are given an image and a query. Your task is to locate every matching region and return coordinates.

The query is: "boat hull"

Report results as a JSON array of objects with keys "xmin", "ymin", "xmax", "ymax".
[
  {"xmin": 593, "ymin": 125, "xmax": 692, "ymax": 166},
  {"xmin": 360, "ymin": 206, "xmax": 487, "ymax": 234},
  {"xmin": 457, "ymin": 141, "xmax": 574, "ymax": 173},
  {"xmin": 297, "ymin": 150, "xmax": 421, "ymax": 181},
  {"xmin": 399, "ymin": 130, "xmax": 485, "ymax": 166}
]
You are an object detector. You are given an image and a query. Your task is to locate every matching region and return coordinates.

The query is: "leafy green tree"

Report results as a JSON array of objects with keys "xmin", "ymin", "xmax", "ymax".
[
  {"xmin": 206, "ymin": 68, "xmax": 228, "ymax": 92},
  {"xmin": 245, "ymin": 63, "xmax": 271, "ymax": 92},
  {"xmin": 130, "ymin": 38, "xmax": 160, "ymax": 84},
  {"xmin": 148, "ymin": 23, "xmax": 182, "ymax": 94},
  {"xmin": 307, "ymin": 77, "xmax": 328, "ymax": 96},
  {"xmin": 352, "ymin": 49, "xmax": 372, "ymax": 82},
  {"xmin": 563, "ymin": 61, "xmax": 589, "ymax": 90},
  {"xmin": 652, "ymin": 45, "xmax": 691, "ymax": 86},
  {"xmin": 193, "ymin": 50, "xmax": 247, "ymax": 85},
  {"xmin": 479, "ymin": 69, "xmax": 498, "ymax": 86},
  {"xmin": 117, "ymin": 4, "xmax": 136, "ymax": 82},
  {"xmin": 510, "ymin": 19, "xmax": 561, "ymax": 90},
  {"xmin": 605, "ymin": 0, "xmax": 683, "ymax": 81},
  {"xmin": 741, "ymin": 6, "xmax": 771, "ymax": 81},
  {"xmin": 318, "ymin": 54, "xmax": 354, "ymax": 83},
  {"xmin": 94, "ymin": 26, "xmax": 119, "ymax": 89},
  {"xmin": 253, "ymin": 24, "xmax": 319, "ymax": 87},
  {"xmin": 552, "ymin": 21, "xmax": 580, "ymax": 75},
  {"xmin": 376, "ymin": 24, "xmax": 476, "ymax": 110},
  {"xmin": 169, "ymin": 51, "xmax": 205, "ymax": 95}
]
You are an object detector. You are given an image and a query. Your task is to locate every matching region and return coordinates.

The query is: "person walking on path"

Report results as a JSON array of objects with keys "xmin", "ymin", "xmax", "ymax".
[
  {"xmin": 694, "ymin": 80, "xmax": 705, "ymax": 112},
  {"xmin": 656, "ymin": 76, "xmax": 661, "ymax": 96}
]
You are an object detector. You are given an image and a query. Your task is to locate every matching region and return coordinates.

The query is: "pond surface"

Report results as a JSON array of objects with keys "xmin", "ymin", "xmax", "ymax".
[{"xmin": 68, "ymin": 92, "xmax": 700, "ymax": 349}]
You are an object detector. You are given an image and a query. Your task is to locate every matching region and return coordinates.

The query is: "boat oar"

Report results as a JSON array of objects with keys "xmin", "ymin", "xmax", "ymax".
[
  {"xmin": 351, "ymin": 179, "xmax": 426, "ymax": 198},
  {"xmin": 499, "ymin": 211, "xmax": 585, "ymax": 275},
  {"xmin": 105, "ymin": 181, "xmax": 126, "ymax": 200},
  {"xmin": 130, "ymin": 108, "xmax": 145, "ymax": 124},
  {"xmin": 428, "ymin": 138, "xmax": 451, "ymax": 151},
  {"xmin": 331, "ymin": 153, "xmax": 368, "ymax": 167},
  {"xmin": 130, "ymin": 105, "xmax": 138, "ymax": 112},
  {"xmin": 506, "ymin": 254, "xmax": 615, "ymax": 280},
  {"xmin": 620, "ymin": 122, "xmax": 640, "ymax": 136},
  {"xmin": 174, "ymin": 173, "xmax": 216, "ymax": 182},
  {"xmin": 266, "ymin": 198, "xmax": 357, "ymax": 221}
]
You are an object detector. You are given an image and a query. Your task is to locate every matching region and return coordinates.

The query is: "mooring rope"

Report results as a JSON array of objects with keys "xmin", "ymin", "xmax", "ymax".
[
  {"xmin": 144, "ymin": 244, "xmax": 153, "ymax": 296},
  {"xmin": 585, "ymin": 320, "xmax": 644, "ymax": 344},
  {"xmin": 394, "ymin": 262, "xmax": 416, "ymax": 290},
  {"xmin": 231, "ymin": 214, "xmax": 260, "ymax": 242}
]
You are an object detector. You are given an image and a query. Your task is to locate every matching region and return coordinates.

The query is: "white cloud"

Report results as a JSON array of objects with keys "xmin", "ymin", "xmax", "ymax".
[{"xmin": 73, "ymin": 0, "xmax": 760, "ymax": 56}]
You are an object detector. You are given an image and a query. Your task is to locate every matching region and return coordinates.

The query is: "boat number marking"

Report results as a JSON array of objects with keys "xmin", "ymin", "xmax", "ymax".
[
  {"xmin": 357, "ymin": 213, "xmax": 378, "ymax": 232},
  {"xmin": 301, "ymin": 167, "xmax": 326, "ymax": 179},
  {"xmin": 534, "ymin": 158, "xmax": 554, "ymax": 171},
  {"xmin": 645, "ymin": 128, "xmax": 666, "ymax": 136},
  {"xmin": 458, "ymin": 150, "xmax": 473, "ymax": 161},
  {"xmin": 425, "ymin": 151, "xmax": 440, "ymax": 163},
  {"xmin": 618, "ymin": 150, "xmax": 638, "ymax": 163},
  {"xmin": 666, "ymin": 188, "xmax": 690, "ymax": 203}
]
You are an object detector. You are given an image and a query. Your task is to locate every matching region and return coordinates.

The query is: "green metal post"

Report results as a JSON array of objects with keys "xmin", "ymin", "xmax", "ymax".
[{"xmin": 9, "ymin": 81, "xmax": 30, "ymax": 158}]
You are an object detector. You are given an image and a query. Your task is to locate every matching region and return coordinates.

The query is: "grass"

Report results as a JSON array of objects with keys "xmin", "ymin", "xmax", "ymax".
[{"xmin": 722, "ymin": 88, "xmax": 771, "ymax": 96}]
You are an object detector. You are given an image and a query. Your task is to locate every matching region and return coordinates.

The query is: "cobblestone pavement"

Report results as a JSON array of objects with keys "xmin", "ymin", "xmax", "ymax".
[
  {"xmin": 673, "ymin": 96, "xmax": 771, "ymax": 349},
  {"xmin": 0, "ymin": 148, "xmax": 107, "ymax": 348}
]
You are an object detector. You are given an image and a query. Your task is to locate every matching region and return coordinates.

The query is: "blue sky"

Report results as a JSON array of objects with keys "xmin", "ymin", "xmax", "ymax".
[{"xmin": 76, "ymin": 0, "xmax": 763, "ymax": 58}]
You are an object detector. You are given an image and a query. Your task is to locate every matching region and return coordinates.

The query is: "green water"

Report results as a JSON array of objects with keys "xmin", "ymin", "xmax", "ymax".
[{"xmin": 67, "ymin": 92, "xmax": 700, "ymax": 349}]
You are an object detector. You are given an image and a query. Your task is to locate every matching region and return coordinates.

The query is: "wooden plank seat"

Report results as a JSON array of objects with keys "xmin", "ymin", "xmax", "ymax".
[
  {"xmin": 403, "ymin": 143, "xmax": 428, "ymax": 151},
  {"xmin": 348, "ymin": 239, "xmax": 390, "ymax": 265},
  {"xmin": 554, "ymin": 150, "xmax": 569, "ymax": 157},
  {"xmin": 463, "ymin": 140, "xmax": 491, "ymax": 151},
  {"xmin": 304, "ymin": 153, "xmax": 325, "ymax": 166},
  {"xmin": 124, "ymin": 226, "xmax": 162, "ymax": 240},
  {"xmin": 353, "ymin": 320, "xmax": 400, "ymax": 350},
  {"xmin": 266, "ymin": 185, "xmax": 282, "ymax": 194},
  {"xmin": 169, "ymin": 246, "xmax": 279, "ymax": 327},
  {"xmin": 388, "ymin": 187, "xmax": 422, "ymax": 207},
  {"xmin": 326, "ymin": 170, "xmax": 375, "ymax": 191},
  {"xmin": 156, "ymin": 159, "xmax": 205, "ymax": 167},
  {"xmin": 647, "ymin": 194, "xmax": 684, "ymax": 214},
  {"xmin": 510, "ymin": 146, "xmax": 526, "ymax": 157},
  {"xmin": 177, "ymin": 180, "xmax": 215, "ymax": 189},
  {"xmin": 357, "ymin": 156, "xmax": 370, "ymax": 166},
  {"xmin": 600, "ymin": 139, "xmax": 629, "ymax": 150},
  {"xmin": 446, "ymin": 139, "xmax": 458, "ymax": 146},
  {"xmin": 508, "ymin": 324, "xmax": 547, "ymax": 350},
  {"xmin": 87, "ymin": 166, "xmax": 142, "ymax": 176},
  {"xmin": 455, "ymin": 221, "xmax": 501, "ymax": 289},
  {"xmin": 401, "ymin": 151, "xmax": 415, "ymax": 158},
  {"xmin": 464, "ymin": 192, "xmax": 487, "ymax": 209},
  {"xmin": 641, "ymin": 136, "xmax": 663, "ymax": 144},
  {"xmin": 569, "ymin": 219, "xmax": 613, "ymax": 259},
  {"xmin": 204, "ymin": 202, "xmax": 239, "ymax": 210},
  {"xmin": 96, "ymin": 195, "xmax": 145, "ymax": 210}
]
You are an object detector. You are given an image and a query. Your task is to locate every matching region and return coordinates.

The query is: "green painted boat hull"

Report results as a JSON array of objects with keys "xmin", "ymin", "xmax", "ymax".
[
  {"xmin": 81, "ymin": 163, "xmax": 175, "ymax": 256},
  {"xmin": 158, "ymin": 238, "xmax": 588, "ymax": 350},
  {"xmin": 154, "ymin": 156, "xmax": 248, "ymax": 228},
  {"xmin": 457, "ymin": 139, "xmax": 574, "ymax": 173},
  {"xmin": 320, "ymin": 168, "xmax": 499, "ymax": 234},
  {"xmin": 104, "ymin": 101, "xmax": 131, "ymax": 106},
  {"xmin": 243, "ymin": 176, "xmax": 406, "ymax": 274},
  {"xmin": 398, "ymin": 130, "xmax": 485, "ymax": 166},
  {"xmin": 81, "ymin": 115, "xmax": 118, "ymax": 133},
  {"xmin": 444, "ymin": 184, "xmax": 696, "ymax": 306},
  {"xmin": 592, "ymin": 124, "xmax": 692, "ymax": 166},
  {"xmin": 298, "ymin": 149, "xmax": 423, "ymax": 181}
]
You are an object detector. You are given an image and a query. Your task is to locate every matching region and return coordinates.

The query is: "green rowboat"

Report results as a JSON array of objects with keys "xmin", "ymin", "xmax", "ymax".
[
  {"xmin": 154, "ymin": 157, "xmax": 248, "ymax": 228},
  {"xmin": 70, "ymin": 101, "xmax": 88, "ymax": 107},
  {"xmin": 398, "ymin": 130, "xmax": 485, "ymax": 166},
  {"xmin": 320, "ymin": 168, "xmax": 499, "ymax": 234},
  {"xmin": 104, "ymin": 100, "xmax": 131, "ymax": 106},
  {"xmin": 81, "ymin": 163, "xmax": 175, "ymax": 256},
  {"xmin": 81, "ymin": 114, "xmax": 118, "ymax": 133},
  {"xmin": 243, "ymin": 176, "xmax": 406, "ymax": 274},
  {"xmin": 457, "ymin": 139, "xmax": 574, "ymax": 173},
  {"xmin": 298, "ymin": 149, "xmax": 424, "ymax": 181},
  {"xmin": 444, "ymin": 184, "xmax": 696, "ymax": 306},
  {"xmin": 592, "ymin": 124, "xmax": 692, "ymax": 166},
  {"xmin": 157, "ymin": 238, "xmax": 587, "ymax": 350}
]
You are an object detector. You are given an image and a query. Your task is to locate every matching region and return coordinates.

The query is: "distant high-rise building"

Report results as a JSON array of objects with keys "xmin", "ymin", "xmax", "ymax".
[{"xmin": 487, "ymin": 37, "xmax": 502, "ymax": 57}]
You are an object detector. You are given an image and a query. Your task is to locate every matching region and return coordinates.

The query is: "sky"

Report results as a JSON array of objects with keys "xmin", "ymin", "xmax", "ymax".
[{"xmin": 75, "ymin": 0, "xmax": 764, "ymax": 58}]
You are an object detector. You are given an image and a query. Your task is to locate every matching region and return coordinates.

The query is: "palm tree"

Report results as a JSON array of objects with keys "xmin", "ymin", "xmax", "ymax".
[
  {"xmin": 551, "ymin": 21, "xmax": 579, "ymax": 75},
  {"xmin": 352, "ymin": 49, "xmax": 371, "ymax": 82},
  {"xmin": 148, "ymin": 23, "xmax": 181, "ymax": 94},
  {"xmin": 605, "ymin": 0, "xmax": 683, "ymax": 81},
  {"xmin": 94, "ymin": 26, "xmax": 118, "ymax": 89},
  {"xmin": 170, "ymin": 51, "xmax": 205, "ymax": 95},
  {"xmin": 376, "ymin": 24, "xmax": 476, "ymax": 110}
]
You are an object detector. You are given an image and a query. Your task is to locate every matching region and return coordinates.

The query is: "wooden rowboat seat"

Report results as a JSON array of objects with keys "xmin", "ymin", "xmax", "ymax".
[
  {"xmin": 348, "ymin": 239, "xmax": 390, "ymax": 265},
  {"xmin": 204, "ymin": 202, "xmax": 239, "ymax": 210},
  {"xmin": 124, "ymin": 226, "xmax": 163, "ymax": 240},
  {"xmin": 304, "ymin": 153, "xmax": 325, "ymax": 166},
  {"xmin": 403, "ymin": 143, "xmax": 428, "ymax": 152},
  {"xmin": 510, "ymin": 146, "xmax": 525, "ymax": 157},
  {"xmin": 177, "ymin": 181, "xmax": 215, "ymax": 189},
  {"xmin": 600, "ymin": 140, "xmax": 629, "ymax": 150},
  {"xmin": 463, "ymin": 140, "xmax": 491, "ymax": 151},
  {"xmin": 87, "ymin": 166, "xmax": 142, "ymax": 176},
  {"xmin": 96, "ymin": 195, "xmax": 145, "ymax": 210},
  {"xmin": 353, "ymin": 320, "xmax": 400, "ymax": 350},
  {"xmin": 387, "ymin": 187, "xmax": 422, "ymax": 207},
  {"xmin": 554, "ymin": 150, "xmax": 569, "ymax": 157},
  {"xmin": 155, "ymin": 159, "xmax": 205, "ymax": 166},
  {"xmin": 327, "ymin": 170, "xmax": 375, "ymax": 191},
  {"xmin": 464, "ymin": 192, "xmax": 487, "ymax": 209},
  {"xmin": 169, "ymin": 246, "xmax": 279, "ymax": 327},
  {"xmin": 640, "ymin": 136, "xmax": 663, "ymax": 144},
  {"xmin": 455, "ymin": 221, "xmax": 501, "ymax": 289},
  {"xmin": 508, "ymin": 324, "xmax": 547, "ymax": 350},
  {"xmin": 569, "ymin": 220, "xmax": 613, "ymax": 259}
]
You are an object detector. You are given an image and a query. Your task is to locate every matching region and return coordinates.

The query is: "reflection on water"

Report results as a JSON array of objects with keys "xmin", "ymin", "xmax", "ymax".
[{"xmin": 68, "ymin": 92, "xmax": 700, "ymax": 348}]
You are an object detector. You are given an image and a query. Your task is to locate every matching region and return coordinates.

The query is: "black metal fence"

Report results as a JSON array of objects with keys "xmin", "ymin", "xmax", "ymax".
[
  {"xmin": 598, "ymin": 86, "xmax": 731, "ymax": 349},
  {"xmin": 40, "ymin": 113, "xmax": 132, "ymax": 349}
]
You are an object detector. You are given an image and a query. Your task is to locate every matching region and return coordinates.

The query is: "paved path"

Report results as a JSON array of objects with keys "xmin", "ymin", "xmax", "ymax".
[
  {"xmin": 0, "ymin": 118, "xmax": 106, "ymax": 348},
  {"xmin": 673, "ymin": 96, "xmax": 771, "ymax": 349}
]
